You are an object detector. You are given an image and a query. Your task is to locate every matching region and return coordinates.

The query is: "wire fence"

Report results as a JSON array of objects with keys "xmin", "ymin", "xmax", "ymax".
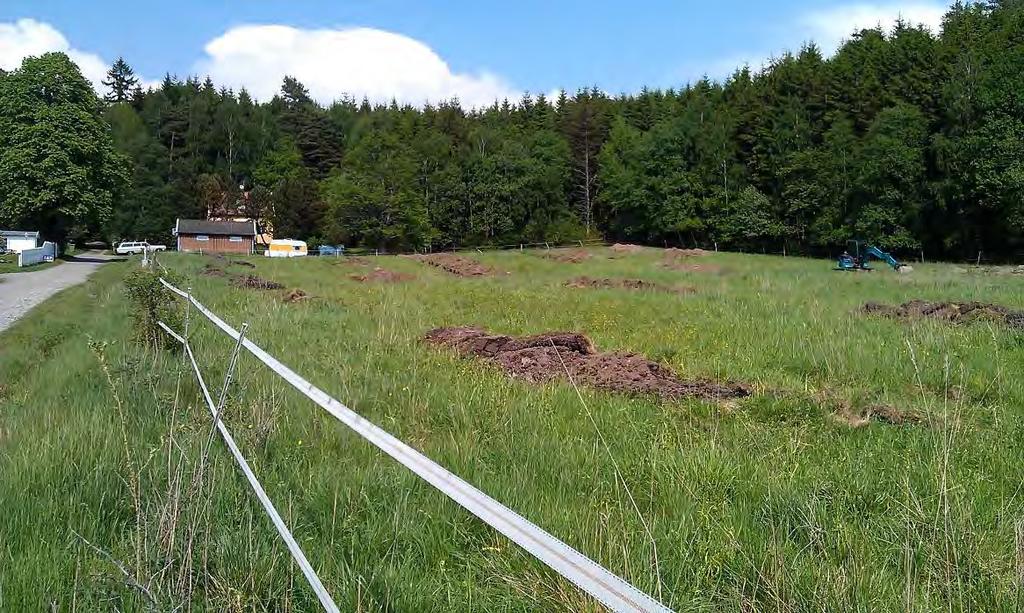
[{"xmin": 157, "ymin": 276, "xmax": 671, "ymax": 613}]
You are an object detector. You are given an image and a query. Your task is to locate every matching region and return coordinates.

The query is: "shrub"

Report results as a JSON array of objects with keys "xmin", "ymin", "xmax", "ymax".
[{"xmin": 123, "ymin": 267, "xmax": 183, "ymax": 349}]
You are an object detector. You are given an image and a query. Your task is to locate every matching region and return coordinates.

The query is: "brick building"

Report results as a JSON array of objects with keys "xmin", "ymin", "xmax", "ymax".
[{"xmin": 174, "ymin": 219, "xmax": 257, "ymax": 254}]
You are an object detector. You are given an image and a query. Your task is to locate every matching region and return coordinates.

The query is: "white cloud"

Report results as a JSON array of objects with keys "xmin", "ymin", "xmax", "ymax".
[
  {"xmin": 681, "ymin": 1, "xmax": 949, "ymax": 83},
  {"xmin": 195, "ymin": 24, "xmax": 519, "ymax": 108},
  {"xmin": 0, "ymin": 18, "xmax": 109, "ymax": 91},
  {"xmin": 799, "ymin": 2, "xmax": 947, "ymax": 53}
]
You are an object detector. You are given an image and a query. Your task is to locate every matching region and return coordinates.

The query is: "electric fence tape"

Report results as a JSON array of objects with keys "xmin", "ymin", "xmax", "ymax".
[
  {"xmin": 159, "ymin": 278, "xmax": 671, "ymax": 613},
  {"xmin": 158, "ymin": 321, "xmax": 340, "ymax": 612}
]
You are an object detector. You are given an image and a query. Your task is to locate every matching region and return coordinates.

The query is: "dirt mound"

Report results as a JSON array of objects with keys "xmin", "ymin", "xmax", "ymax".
[
  {"xmin": 201, "ymin": 264, "xmax": 227, "ymax": 277},
  {"xmin": 410, "ymin": 254, "xmax": 496, "ymax": 277},
  {"xmin": 233, "ymin": 274, "xmax": 284, "ymax": 290},
  {"xmin": 609, "ymin": 243, "xmax": 643, "ymax": 255},
  {"xmin": 282, "ymin": 288, "xmax": 310, "ymax": 303},
  {"xmin": 833, "ymin": 403, "xmax": 922, "ymax": 427},
  {"xmin": 229, "ymin": 260, "xmax": 256, "ymax": 268},
  {"xmin": 663, "ymin": 261, "xmax": 724, "ymax": 274},
  {"xmin": 349, "ymin": 267, "xmax": 414, "ymax": 283},
  {"xmin": 664, "ymin": 247, "xmax": 709, "ymax": 258},
  {"xmin": 565, "ymin": 276, "xmax": 694, "ymax": 294},
  {"xmin": 863, "ymin": 299, "xmax": 1024, "ymax": 329},
  {"xmin": 329, "ymin": 256, "xmax": 370, "ymax": 266},
  {"xmin": 542, "ymin": 249, "xmax": 592, "ymax": 264},
  {"xmin": 424, "ymin": 326, "xmax": 749, "ymax": 402}
]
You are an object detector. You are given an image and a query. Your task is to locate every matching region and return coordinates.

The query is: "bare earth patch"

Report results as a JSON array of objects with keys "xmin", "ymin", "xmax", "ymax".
[
  {"xmin": 609, "ymin": 243, "xmax": 644, "ymax": 256},
  {"xmin": 541, "ymin": 249, "xmax": 592, "ymax": 264},
  {"xmin": 350, "ymin": 267, "xmax": 414, "ymax": 283},
  {"xmin": 832, "ymin": 403, "xmax": 923, "ymax": 427},
  {"xmin": 282, "ymin": 288, "xmax": 311, "ymax": 303},
  {"xmin": 664, "ymin": 247, "xmax": 710, "ymax": 258},
  {"xmin": 425, "ymin": 326, "xmax": 749, "ymax": 402},
  {"xmin": 863, "ymin": 299, "xmax": 1024, "ymax": 329},
  {"xmin": 233, "ymin": 274, "xmax": 284, "ymax": 290},
  {"xmin": 410, "ymin": 254, "xmax": 497, "ymax": 277},
  {"xmin": 565, "ymin": 276, "xmax": 694, "ymax": 294},
  {"xmin": 229, "ymin": 260, "xmax": 256, "ymax": 268},
  {"xmin": 201, "ymin": 263, "xmax": 228, "ymax": 277}
]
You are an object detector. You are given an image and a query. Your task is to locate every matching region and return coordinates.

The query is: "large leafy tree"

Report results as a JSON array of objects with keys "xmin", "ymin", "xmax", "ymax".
[{"xmin": 0, "ymin": 53, "xmax": 129, "ymax": 245}]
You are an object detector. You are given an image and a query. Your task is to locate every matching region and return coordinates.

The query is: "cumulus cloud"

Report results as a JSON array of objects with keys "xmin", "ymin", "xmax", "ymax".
[
  {"xmin": 682, "ymin": 1, "xmax": 949, "ymax": 83},
  {"xmin": 0, "ymin": 18, "xmax": 109, "ymax": 90},
  {"xmin": 0, "ymin": 19, "xmax": 519, "ymax": 108},
  {"xmin": 195, "ymin": 25, "xmax": 519, "ymax": 107},
  {"xmin": 799, "ymin": 2, "xmax": 947, "ymax": 53}
]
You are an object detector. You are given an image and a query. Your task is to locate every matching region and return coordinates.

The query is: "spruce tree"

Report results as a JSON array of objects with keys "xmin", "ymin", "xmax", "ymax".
[{"xmin": 102, "ymin": 57, "xmax": 140, "ymax": 104}]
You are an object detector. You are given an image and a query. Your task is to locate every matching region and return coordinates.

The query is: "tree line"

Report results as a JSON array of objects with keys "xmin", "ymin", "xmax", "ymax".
[{"xmin": 2, "ymin": 1, "xmax": 1024, "ymax": 259}]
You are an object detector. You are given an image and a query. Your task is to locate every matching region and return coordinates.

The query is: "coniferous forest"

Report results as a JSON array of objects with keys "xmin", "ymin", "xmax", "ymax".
[{"xmin": 3, "ymin": 1, "xmax": 1024, "ymax": 259}]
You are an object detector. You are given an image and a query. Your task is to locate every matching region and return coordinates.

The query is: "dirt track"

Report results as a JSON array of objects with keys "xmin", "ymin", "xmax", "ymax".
[{"xmin": 0, "ymin": 253, "xmax": 120, "ymax": 333}]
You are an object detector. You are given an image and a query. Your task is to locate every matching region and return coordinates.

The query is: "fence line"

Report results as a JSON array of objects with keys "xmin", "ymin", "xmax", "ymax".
[
  {"xmin": 157, "ymin": 320, "xmax": 340, "ymax": 612},
  {"xmin": 158, "ymin": 277, "xmax": 671, "ymax": 613}
]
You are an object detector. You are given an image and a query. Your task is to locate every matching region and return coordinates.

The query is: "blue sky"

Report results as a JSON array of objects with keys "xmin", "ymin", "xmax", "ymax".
[{"xmin": 0, "ymin": 1, "xmax": 952, "ymax": 106}]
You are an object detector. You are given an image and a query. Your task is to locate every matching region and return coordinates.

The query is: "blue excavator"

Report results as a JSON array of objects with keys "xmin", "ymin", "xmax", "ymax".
[{"xmin": 836, "ymin": 240, "xmax": 911, "ymax": 272}]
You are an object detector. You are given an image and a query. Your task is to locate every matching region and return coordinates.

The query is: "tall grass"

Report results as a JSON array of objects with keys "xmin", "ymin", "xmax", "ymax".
[{"xmin": 1, "ymin": 248, "xmax": 1022, "ymax": 610}]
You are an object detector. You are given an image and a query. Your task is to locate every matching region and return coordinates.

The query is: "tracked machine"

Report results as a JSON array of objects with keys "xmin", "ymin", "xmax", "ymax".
[{"xmin": 836, "ymin": 240, "xmax": 912, "ymax": 273}]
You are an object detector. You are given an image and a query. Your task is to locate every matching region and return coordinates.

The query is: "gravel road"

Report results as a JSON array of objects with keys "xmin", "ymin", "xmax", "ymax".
[{"xmin": 0, "ymin": 254, "xmax": 121, "ymax": 333}]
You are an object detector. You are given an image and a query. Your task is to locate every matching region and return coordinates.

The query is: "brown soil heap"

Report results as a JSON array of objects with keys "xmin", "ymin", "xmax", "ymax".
[
  {"xmin": 424, "ymin": 326, "xmax": 749, "ymax": 401},
  {"xmin": 609, "ymin": 243, "xmax": 644, "ymax": 255},
  {"xmin": 833, "ymin": 403, "xmax": 922, "ymax": 427},
  {"xmin": 410, "ymin": 254, "xmax": 495, "ymax": 277},
  {"xmin": 664, "ymin": 247, "xmax": 709, "ymax": 258},
  {"xmin": 565, "ymin": 276, "xmax": 694, "ymax": 294},
  {"xmin": 863, "ymin": 299, "xmax": 1024, "ymax": 329},
  {"xmin": 350, "ymin": 267, "xmax": 414, "ymax": 283},
  {"xmin": 233, "ymin": 274, "xmax": 284, "ymax": 290},
  {"xmin": 542, "ymin": 249, "xmax": 592, "ymax": 263},
  {"xmin": 201, "ymin": 263, "xmax": 227, "ymax": 277},
  {"xmin": 663, "ymin": 261, "xmax": 723, "ymax": 273},
  {"xmin": 282, "ymin": 288, "xmax": 310, "ymax": 303}
]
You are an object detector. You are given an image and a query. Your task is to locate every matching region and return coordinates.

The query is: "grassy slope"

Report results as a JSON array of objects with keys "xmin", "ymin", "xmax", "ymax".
[{"xmin": 1, "ymin": 248, "xmax": 1023, "ymax": 611}]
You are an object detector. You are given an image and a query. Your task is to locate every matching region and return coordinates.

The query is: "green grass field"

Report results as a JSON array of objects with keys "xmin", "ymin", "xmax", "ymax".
[
  {"xmin": 1, "ymin": 247, "xmax": 1023, "ymax": 611},
  {"xmin": 0, "ymin": 256, "xmax": 61, "ymax": 274}
]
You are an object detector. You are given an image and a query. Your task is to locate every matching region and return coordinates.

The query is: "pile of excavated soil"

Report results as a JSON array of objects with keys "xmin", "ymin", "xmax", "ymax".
[
  {"xmin": 329, "ymin": 256, "xmax": 370, "ymax": 266},
  {"xmin": 349, "ymin": 267, "xmax": 414, "ymax": 283},
  {"xmin": 542, "ymin": 249, "xmax": 592, "ymax": 264},
  {"xmin": 664, "ymin": 247, "xmax": 710, "ymax": 258},
  {"xmin": 233, "ymin": 274, "xmax": 284, "ymax": 290},
  {"xmin": 410, "ymin": 254, "xmax": 496, "ymax": 277},
  {"xmin": 833, "ymin": 403, "xmax": 922, "ymax": 427},
  {"xmin": 663, "ymin": 261, "xmax": 724, "ymax": 274},
  {"xmin": 565, "ymin": 276, "xmax": 694, "ymax": 294},
  {"xmin": 201, "ymin": 263, "xmax": 228, "ymax": 277},
  {"xmin": 424, "ymin": 326, "xmax": 749, "ymax": 401},
  {"xmin": 282, "ymin": 288, "xmax": 310, "ymax": 303},
  {"xmin": 863, "ymin": 300, "xmax": 1024, "ymax": 329},
  {"xmin": 609, "ymin": 243, "xmax": 644, "ymax": 255}
]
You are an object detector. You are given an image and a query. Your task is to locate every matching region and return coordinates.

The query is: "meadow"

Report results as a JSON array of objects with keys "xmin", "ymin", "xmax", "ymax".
[{"xmin": 1, "ymin": 246, "xmax": 1023, "ymax": 611}]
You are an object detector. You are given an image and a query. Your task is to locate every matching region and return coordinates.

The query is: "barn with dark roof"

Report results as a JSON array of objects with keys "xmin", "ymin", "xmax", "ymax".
[{"xmin": 174, "ymin": 219, "xmax": 257, "ymax": 254}]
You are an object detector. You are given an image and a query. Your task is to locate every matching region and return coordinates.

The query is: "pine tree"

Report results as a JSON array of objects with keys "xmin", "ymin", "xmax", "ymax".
[{"xmin": 102, "ymin": 57, "xmax": 140, "ymax": 104}]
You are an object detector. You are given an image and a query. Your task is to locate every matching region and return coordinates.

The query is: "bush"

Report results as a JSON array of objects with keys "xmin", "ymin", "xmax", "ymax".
[{"xmin": 123, "ymin": 267, "xmax": 183, "ymax": 349}]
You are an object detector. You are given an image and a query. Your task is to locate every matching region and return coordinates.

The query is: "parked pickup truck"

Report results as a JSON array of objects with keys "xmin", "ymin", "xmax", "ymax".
[{"xmin": 115, "ymin": 241, "xmax": 167, "ymax": 255}]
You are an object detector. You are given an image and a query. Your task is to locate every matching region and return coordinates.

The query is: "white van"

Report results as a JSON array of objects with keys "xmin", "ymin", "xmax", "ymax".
[{"xmin": 264, "ymin": 239, "xmax": 308, "ymax": 258}]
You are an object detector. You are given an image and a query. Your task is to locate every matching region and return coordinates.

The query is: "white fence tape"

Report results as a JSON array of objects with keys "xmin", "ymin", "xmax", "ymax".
[
  {"xmin": 158, "ymin": 321, "xmax": 340, "ymax": 612},
  {"xmin": 159, "ymin": 278, "xmax": 670, "ymax": 613}
]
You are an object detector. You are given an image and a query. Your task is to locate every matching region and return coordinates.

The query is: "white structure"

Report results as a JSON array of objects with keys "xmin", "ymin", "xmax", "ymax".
[{"xmin": 0, "ymin": 230, "xmax": 40, "ymax": 253}]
